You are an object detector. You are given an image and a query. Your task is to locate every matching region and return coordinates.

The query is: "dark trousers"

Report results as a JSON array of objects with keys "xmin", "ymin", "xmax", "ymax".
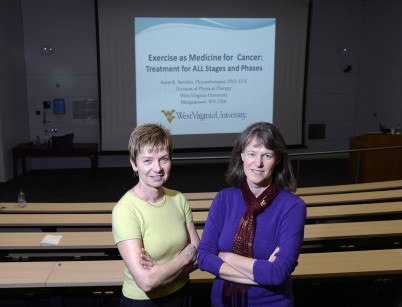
[{"xmin": 120, "ymin": 283, "xmax": 191, "ymax": 307}]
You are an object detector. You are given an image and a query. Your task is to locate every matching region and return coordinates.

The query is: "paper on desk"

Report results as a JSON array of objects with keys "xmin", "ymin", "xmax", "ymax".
[{"xmin": 40, "ymin": 234, "xmax": 62, "ymax": 246}]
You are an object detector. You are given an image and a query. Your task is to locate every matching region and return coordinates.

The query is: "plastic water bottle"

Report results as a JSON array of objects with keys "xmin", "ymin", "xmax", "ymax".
[
  {"xmin": 395, "ymin": 124, "xmax": 402, "ymax": 135},
  {"xmin": 18, "ymin": 189, "xmax": 26, "ymax": 208}
]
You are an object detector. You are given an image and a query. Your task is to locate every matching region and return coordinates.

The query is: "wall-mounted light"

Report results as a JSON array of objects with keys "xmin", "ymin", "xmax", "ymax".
[
  {"xmin": 338, "ymin": 47, "xmax": 349, "ymax": 56},
  {"xmin": 40, "ymin": 45, "xmax": 54, "ymax": 56}
]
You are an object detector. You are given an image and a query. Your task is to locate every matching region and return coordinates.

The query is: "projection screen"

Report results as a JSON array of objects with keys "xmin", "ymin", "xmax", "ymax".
[{"xmin": 97, "ymin": 0, "xmax": 309, "ymax": 151}]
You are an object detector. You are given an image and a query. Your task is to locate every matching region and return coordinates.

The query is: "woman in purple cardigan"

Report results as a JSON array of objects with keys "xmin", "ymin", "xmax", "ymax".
[{"xmin": 197, "ymin": 122, "xmax": 306, "ymax": 307}]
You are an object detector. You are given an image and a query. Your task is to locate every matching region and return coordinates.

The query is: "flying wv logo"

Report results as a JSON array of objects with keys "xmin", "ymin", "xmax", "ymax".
[{"xmin": 161, "ymin": 110, "xmax": 176, "ymax": 123}]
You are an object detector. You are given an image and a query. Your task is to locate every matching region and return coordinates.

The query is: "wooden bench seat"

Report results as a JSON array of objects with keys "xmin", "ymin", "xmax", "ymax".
[{"xmin": 1, "ymin": 249, "xmax": 401, "ymax": 288}]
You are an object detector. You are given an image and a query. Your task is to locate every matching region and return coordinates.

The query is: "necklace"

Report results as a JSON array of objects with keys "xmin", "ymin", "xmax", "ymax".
[{"xmin": 131, "ymin": 188, "xmax": 166, "ymax": 208}]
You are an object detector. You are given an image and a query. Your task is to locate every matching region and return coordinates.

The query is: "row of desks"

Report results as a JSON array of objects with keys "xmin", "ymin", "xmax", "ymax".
[
  {"xmin": 2, "ymin": 179, "xmax": 402, "ymax": 266},
  {"xmin": 181, "ymin": 180, "xmax": 402, "ymax": 199},
  {"xmin": 0, "ymin": 179, "xmax": 401, "ymax": 214},
  {"xmin": 295, "ymin": 179, "xmax": 402, "ymax": 196},
  {"xmin": 1, "ymin": 181, "xmax": 402, "ymax": 291},
  {"xmin": 2, "ymin": 248, "xmax": 402, "ymax": 288},
  {"xmin": 0, "ymin": 219, "xmax": 401, "ymax": 251},
  {"xmin": 1, "ymin": 201, "xmax": 402, "ymax": 227},
  {"xmin": 2, "ymin": 188, "xmax": 402, "ymax": 214}
]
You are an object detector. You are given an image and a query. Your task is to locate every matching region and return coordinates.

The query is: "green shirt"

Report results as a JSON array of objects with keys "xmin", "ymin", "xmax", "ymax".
[{"xmin": 112, "ymin": 187, "xmax": 193, "ymax": 300}]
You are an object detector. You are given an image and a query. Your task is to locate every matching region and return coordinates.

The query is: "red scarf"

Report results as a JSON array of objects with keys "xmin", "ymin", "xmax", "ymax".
[{"xmin": 222, "ymin": 181, "xmax": 279, "ymax": 306}]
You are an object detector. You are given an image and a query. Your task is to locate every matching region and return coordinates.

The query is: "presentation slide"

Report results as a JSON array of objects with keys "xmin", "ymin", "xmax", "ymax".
[
  {"xmin": 97, "ymin": 0, "xmax": 309, "ymax": 151},
  {"xmin": 135, "ymin": 18, "xmax": 276, "ymax": 135}
]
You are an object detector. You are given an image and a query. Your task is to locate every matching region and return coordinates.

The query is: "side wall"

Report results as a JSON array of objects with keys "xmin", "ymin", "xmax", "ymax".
[{"xmin": 0, "ymin": 0, "xmax": 30, "ymax": 181}]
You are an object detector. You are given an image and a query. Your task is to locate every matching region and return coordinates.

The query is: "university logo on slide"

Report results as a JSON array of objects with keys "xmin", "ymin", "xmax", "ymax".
[{"xmin": 161, "ymin": 110, "xmax": 176, "ymax": 123}]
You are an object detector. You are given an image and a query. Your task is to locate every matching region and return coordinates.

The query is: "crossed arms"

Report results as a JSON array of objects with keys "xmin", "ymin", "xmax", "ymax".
[
  {"xmin": 117, "ymin": 221, "xmax": 199, "ymax": 292},
  {"xmin": 218, "ymin": 247, "xmax": 280, "ymax": 285}
]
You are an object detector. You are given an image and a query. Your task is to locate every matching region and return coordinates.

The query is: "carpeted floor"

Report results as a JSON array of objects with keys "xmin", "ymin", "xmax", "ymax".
[{"xmin": 0, "ymin": 159, "xmax": 354, "ymax": 203}]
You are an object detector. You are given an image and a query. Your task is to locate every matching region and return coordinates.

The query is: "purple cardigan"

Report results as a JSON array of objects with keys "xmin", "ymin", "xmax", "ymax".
[{"xmin": 197, "ymin": 187, "xmax": 306, "ymax": 307}]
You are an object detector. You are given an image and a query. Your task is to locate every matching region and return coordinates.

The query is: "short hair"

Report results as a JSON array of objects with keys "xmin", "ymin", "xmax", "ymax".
[
  {"xmin": 128, "ymin": 123, "xmax": 173, "ymax": 163},
  {"xmin": 225, "ymin": 122, "xmax": 296, "ymax": 192}
]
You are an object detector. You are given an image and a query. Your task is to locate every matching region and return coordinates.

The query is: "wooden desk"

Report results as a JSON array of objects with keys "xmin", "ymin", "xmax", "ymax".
[
  {"xmin": 47, "ymin": 260, "xmax": 125, "ymax": 287},
  {"xmin": 0, "ymin": 212, "xmax": 208, "ymax": 228},
  {"xmin": 0, "ymin": 261, "xmax": 56, "ymax": 288},
  {"xmin": 196, "ymin": 219, "xmax": 402, "ymax": 241},
  {"xmin": 191, "ymin": 249, "xmax": 402, "ymax": 281},
  {"xmin": 1, "ymin": 208, "xmax": 402, "ymax": 240},
  {"xmin": 306, "ymin": 201, "xmax": 402, "ymax": 219},
  {"xmin": 0, "ymin": 203, "xmax": 212, "ymax": 224},
  {"xmin": 192, "ymin": 202, "xmax": 402, "ymax": 224},
  {"xmin": 0, "ymin": 200, "xmax": 210, "ymax": 213},
  {"xmin": 303, "ymin": 219, "xmax": 402, "ymax": 241},
  {"xmin": 2, "ymin": 190, "xmax": 402, "ymax": 215},
  {"xmin": 13, "ymin": 142, "xmax": 98, "ymax": 178},
  {"xmin": 1, "ymin": 219, "xmax": 401, "ymax": 252},
  {"xmin": 0, "ymin": 202, "xmax": 115, "ymax": 214},
  {"xmin": 0, "ymin": 213, "xmax": 111, "ymax": 228},
  {"xmin": 193, "ymin": 211, "xmax": 209, "ymax": 224},
  {"xmin": 349, "ymin": 133, "xmax": 402, "ymax": 183},
  {"xmin": 0, "ymin": 232, "xmax": 115, "ymax": 250},
  {"xmin": 183, "ymin": 192, "xmax": 217, "ymax": 201},
  {"xmin": 26, "ymin": 248, "xmax": 402, "ymax": 288},
  {"xmin": 189, "ymin": 189, "xmax": 402, "ymax": 209},
  {"xmin": 184, "ymin": 180, "xmax": 402, "ymax": 200},
  {"xmin": 294, "ymin": 248, "xmax": 402, "ymax": 279},
  {"xmin": 2, "ymin": 187, "xmax": 402, "ymax": 215},
  {"xmin": 301, "ymin": 189, "xmax": 402, "ymax": 206},
  {"xmin": 1, "ymin": 249, "xmax": 401, "ymax": 289},
  {"xmin": 190, "ymin": 200, "xmax": 213, "ymax": 211},
  {"xmin": 296, "ymin": 180, "xmax": 402, "ymax": 196}
]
